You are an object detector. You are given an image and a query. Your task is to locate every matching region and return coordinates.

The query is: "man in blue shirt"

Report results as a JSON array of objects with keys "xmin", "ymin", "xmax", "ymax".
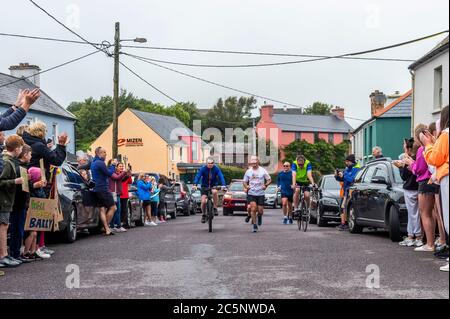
[
  {"xmin": 193, "ymin": 157, "xmax": 226, "ymax": 223},
  {"xmin": 91, "ymin": 147, "xmax": 117, "ymax": 236},
  {"xmin": 277, "ymin": 162, "xmax": 295, "ymax": 224}
]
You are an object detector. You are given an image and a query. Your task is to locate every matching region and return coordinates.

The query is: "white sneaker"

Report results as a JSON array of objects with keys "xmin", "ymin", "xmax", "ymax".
[
  {"xmin": 440, "ymin": 263, "xmax": 449, "ymax": 272},
  {"xmin": 35, "ymin": 249, "xmax": 51, "ymax": 259},
  {"xmin": 144, "ymin": 221, "xmax": 152, "ymax": 226},
  {"xmin": 118, "ymin": 227, "xmax": 127, "ymax": 232},
  {"xmin": 414, "ymin": 239, "xmax": 424, "ymax": 247},
  {"xmin": 414, "ymin": 245, "xmax": 435, "ymax": 252},
  {"xmin": 149, "ymin": 221, "xmax": 158, "ymax": 226},
  {"xmin": 399, "ymin": 238, "xmax": 415, "ymax": 247}
]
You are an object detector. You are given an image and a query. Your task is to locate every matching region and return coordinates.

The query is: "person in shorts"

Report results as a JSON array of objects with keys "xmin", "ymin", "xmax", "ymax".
[
  {"xmin": 277, "ymin": 162, "xmax": 294, "ymax": 224},
  {"xmin": 243, "ymin": 156, "xmax": 272, "ymax": 233}
]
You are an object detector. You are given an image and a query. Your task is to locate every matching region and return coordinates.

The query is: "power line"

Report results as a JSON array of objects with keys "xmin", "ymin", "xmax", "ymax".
[
  {"xmin": 0, "ymin": 50, "xmax": 102, "ymax": 88},
  {"xmin": 123, "ymin": 53, "xmax": 305, "ymax": 108},
  {"xmin": 0, "ymin": 31, "xmax": 415, "ymax": 64},
  {"xmin": 119, "ymin": 61, "xmax": 179, "ymax": 104},
  {"xmin": 27, "ymin": 0, "xmax": 112, "ymax": 56},
  {"xmin": 122, "ymin": 30, "xmax": 449, "ymax": 60}
]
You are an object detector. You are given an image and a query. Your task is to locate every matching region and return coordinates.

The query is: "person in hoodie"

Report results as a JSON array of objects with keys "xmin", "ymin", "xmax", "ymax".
[
  {"xmin": 22, "ymin": 121, "xmax": 69, "ymax": 183},
  {"xmin": 91, "ymin": 147, "xmax": 119, "ymax": 236},
  {"xmin": 334, "ymin": 154, "xmax": 360, "ymax": 231},
  {"xmin": 394, "ymin": 138, "xmax": 422, "ymax": 247},
  {"xmin": 108, "ymin": 162, "xmax": 129, "ymax": 232},
  {"xmin": 136, "ymin": 173, "xmax": 156, "ymax": 226},
  {"xmin": 421, "ymin": 105, "xmax": 449, "ymax": 272}
]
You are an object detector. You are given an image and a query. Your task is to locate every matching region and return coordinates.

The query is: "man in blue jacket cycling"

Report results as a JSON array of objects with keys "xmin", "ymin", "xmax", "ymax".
[{"xmin": 193, "ymin": 157, "xmax": 226, "ymax": 223}]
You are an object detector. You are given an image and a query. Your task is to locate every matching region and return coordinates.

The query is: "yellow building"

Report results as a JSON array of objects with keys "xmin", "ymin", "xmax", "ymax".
[{"xmin": 89, "ymin": 108, "xmax": 210, "ymax": 180}]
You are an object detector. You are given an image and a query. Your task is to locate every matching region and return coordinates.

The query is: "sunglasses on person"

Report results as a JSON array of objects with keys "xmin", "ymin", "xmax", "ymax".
[{"xmin": 283, "ymin": 165, "xmax": 290, "ymax": 168}]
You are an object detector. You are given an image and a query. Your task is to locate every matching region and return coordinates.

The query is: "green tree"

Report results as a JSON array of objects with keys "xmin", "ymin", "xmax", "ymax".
[
  {"xmin": 283, "ymin": 139, "xmax": 350, "ymax": 174},
  {"xmin": 204, "ymin": 96, "xmax": 256, "ymax": 132},
  {"xmin": 67, "ymin": 89, "xmax": 199, "ymax": 151},
  {"xmin": 303, "ymin": 102, "xmax": 333, "ymax": 115}
]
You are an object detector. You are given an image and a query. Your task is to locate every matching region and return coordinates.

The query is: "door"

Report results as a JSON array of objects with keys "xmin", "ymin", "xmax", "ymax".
[
  {"xmin": 367, "ymin": 164, "xmax": 391, "ymax": 223},
  {"xmin": 355, "ymin": 165, "xmax": 377, "ymax": 220}
]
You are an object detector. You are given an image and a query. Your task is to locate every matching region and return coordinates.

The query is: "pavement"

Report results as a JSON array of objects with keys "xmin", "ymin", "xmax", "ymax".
[{"xmin": 0, "ymin": 208, "xmax": 448, "ymax": 299}]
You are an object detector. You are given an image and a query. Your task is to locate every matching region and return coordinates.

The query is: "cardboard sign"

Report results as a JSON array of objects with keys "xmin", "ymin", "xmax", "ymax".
[
  {"xmin": 25, "ymin": 198, "xmax": 58, "ymax": 232},
  {"xmin": 20, "ymin": 167, "xmax": 29, "ymax": 193},
  {"xmin": 39, "ymin": 158, "xmax": 47, "ymax": 183}
]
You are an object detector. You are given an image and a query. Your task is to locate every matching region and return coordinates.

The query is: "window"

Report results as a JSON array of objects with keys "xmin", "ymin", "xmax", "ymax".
[
  {"xmin": 328, "ymin": 133, "xmax": 334, "ymax": 144},
  {"xmin": 323, "ymin": 177, "xmax": 341, "ymax": 190},
  {"xmin": 179, "ymin": 147, "xmax": 183, "ymax": 160},
  {"xmin": 52, "ymin": 123, "xmax": 58, "ymax": 143},
  {"xmin": 362, "ymin": 165, "xmax": 377, "ymax": 183},
  {"xmin": 434, "ymin": 66, "xmax": 443, "ymax": 110},
  {"xmin": 373, "ymin": 164, "xmax": 388, "ymax": 180},
  {"xmin": 314, "ymin": 132, "xmax": 319, "ymax": 143},
  {"xmin": 392, "ymin": 165, "xmax": 403, "ymax": 184},
  {"xmin": 295, "ymin": 132, "xmax": 301, "ymax": 141},
  {"xmin": 192, "ymin": 141, "xmax": 198, "ymax": 161}
]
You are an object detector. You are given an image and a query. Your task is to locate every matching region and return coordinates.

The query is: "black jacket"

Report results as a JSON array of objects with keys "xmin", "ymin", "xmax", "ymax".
[
  {"xmin": 22, "ymin": 132, "xmax": 66, "ymax": 180},
  {"xmin": 400, "ymin": 165, "xmax": 419, "ymax": 191},
  {"xmin": 12, "ymin": 160, "xmax": 32, "ymax": 212},
  {"xmin": 0, "ymin": 107, "xmax": 27, "ymax": 131}
]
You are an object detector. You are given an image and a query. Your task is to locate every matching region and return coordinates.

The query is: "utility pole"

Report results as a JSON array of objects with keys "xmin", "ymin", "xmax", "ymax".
[
  {"xmin": 252, "ymin": 118, "xmax": 257, "ymax": 155},
  {"xmin": 112, "ymin": 22, "xmax": 120, "ymax": 159}
]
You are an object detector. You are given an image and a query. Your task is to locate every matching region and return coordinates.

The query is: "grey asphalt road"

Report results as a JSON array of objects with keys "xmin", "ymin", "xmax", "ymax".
[{"xmin": 0, "ymin": 208, "xmax": 448, "ymax": 299}]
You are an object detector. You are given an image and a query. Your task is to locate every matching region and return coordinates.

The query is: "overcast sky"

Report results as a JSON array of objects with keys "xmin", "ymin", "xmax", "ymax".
[{"xmin": 1, "ymin": 0, "xmax": 449, "ymax": 128}]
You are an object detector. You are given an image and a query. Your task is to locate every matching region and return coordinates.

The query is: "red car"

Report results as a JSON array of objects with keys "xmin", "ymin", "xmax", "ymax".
[{"xmin": 223, "ymin": 180, "xmax": 248, "ymax": 216}]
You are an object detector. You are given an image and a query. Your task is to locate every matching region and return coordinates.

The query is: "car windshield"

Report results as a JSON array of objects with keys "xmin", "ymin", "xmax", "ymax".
[
  {"xmin": 391, "ymin": 165, "xmax": 404, "ymax": 184},
  {"xmin": 229, "ymin": 183, "xmax": 244, "ymax": 191},
  {"xmin": 265, "ymin": 186, "xmax": 278, "ymax": 194},
  {"xmin": 323, "ymin": 177, "xmax": 341, "ymax": 190}
]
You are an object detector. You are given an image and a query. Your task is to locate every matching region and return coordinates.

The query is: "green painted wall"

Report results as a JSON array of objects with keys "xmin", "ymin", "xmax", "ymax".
[{"xmin": 362, "ymin": 117, "xmax": 411, "ymax": 162}]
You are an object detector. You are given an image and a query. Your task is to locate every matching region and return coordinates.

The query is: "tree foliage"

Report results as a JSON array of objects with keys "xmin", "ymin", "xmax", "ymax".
[
  {"xmin": 283, "ymin": 139, "xmax": 350, "ymax": 174},
  {"xmin": 303, "ymin": 102, "xmax": 333, "ymax": 115}
]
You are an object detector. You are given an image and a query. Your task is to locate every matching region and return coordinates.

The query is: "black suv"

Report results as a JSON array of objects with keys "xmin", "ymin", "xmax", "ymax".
[{"xmin": 347, "ymin": 158, "xmax": 408, "ymax": 242}]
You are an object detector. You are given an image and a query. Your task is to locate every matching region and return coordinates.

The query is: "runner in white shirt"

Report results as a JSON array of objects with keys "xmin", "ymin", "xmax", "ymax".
[{"xmin": 243, "ymin": 156, "xmax": 272, "ymax": 233}]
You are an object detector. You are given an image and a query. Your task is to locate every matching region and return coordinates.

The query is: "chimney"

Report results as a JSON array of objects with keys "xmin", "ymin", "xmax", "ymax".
[
  {"xmin": 331, "ymin": 106, "xmax": 345, "ymax": 120},
  {"xmin": 260, "ymin": 104, "xmax": 274, "ymax": 121},
  {"xmin": 369, "ymin": 90, "xmax": 387, "ymax": 116},
  {"xmin": 9, "ymin": 63, "xmax": 41, "ymax": 87}
]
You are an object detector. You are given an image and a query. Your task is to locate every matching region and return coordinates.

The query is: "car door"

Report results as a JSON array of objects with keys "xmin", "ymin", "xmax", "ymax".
[
  {"xmin": 368, "ymin": 164, "xmax": 391, "ymax": 223},
  {"xmin": 355, "ymin": 165, "xmax": 377, "ymax": 221}
]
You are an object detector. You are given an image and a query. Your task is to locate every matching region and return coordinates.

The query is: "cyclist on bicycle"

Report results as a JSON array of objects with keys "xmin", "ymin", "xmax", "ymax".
[
  {"xmin": 192, "ymin": 157, "xmax": 227, "ymax": 224},
  {"xmin": 292, "ymin": 155, "xmax": 317, "ymax": 214}
]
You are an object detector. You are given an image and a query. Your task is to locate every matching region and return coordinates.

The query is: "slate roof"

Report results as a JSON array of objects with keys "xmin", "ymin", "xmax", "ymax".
[
  {"xmin": 0, "ymin": 72, "xmax": 76, "ymax": 120},
  {"xmin": 353, "ymin": 90, "xmax": 412, "ymax": 133},
  {"xmin": 130, "ymin": 109, "xmax": 197, "ymax": 144},
  {"xmin": 409, "ymin": 36, "xmax": 449, "ymax": 70},
  {"xmin": 270, "ymin": 114, "xmax": 353, "ymax": 133}
]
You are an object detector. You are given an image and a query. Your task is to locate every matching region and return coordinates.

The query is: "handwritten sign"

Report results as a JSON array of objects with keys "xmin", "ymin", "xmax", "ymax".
[
  {"xmin": 20, "ymin": 167, "xmax": 29, "ymax": 193},
  {"xmin": 25, "ymin": 198, "xmax": 58, "ymax": 232}
]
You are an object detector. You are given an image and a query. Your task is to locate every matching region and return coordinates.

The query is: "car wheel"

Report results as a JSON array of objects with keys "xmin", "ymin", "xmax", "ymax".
[
  {"xmin": 317, "ymin": 207, "xmax": 328, "ymax": 227},
  {"xmin": 170, "ymin": 204, "xmax": 176, "ymax": 219},
  {"xmin": 348, "ymin": 205, "xmax": 363, "ymax": 234},
  {"xmin": 65, "ymin": 206, "xmax": 77, "ymax": 243},
  {"xmin": 135, "ymin": 206, "xmax": 145, "ymax": 227},
  {"xmin": 389, "ymin": 205, "xmax": 402, "ymax": 242},
  {"xmin": 127, "ymin": 204, "xmax": 133, "ymax": 228},
  {"xmin": 223, "ymin": 208, "xmax": 230, "ymax": 216},
  {"xmin": 184, "ymin": 203, "xmax": 190, "ymax": 216}
]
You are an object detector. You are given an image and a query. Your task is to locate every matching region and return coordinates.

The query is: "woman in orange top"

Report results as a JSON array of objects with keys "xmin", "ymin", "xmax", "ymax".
[{"xmin": 421, "ymin": 105, "xmax": 449, "ymax": 273}]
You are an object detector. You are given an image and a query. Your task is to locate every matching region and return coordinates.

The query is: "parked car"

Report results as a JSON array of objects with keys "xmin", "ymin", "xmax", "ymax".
[
  {"xmin": 264, "ymin": 184, "xmax": 281, "ymax": 208},
  {"xmin": 347, "ymin": 158, "xmax": 408, "ymax": 242},
  {"xmin": 174, "ymin": 182, "xmax": 195, "ymax": 216},
  {"xmin": 131, "ymin": 173, "xmax": 176, "ymax": 219},
  {"xmin": 223, "ymin": 180, "xmax": 248, "ymax": 216},
  {"xmin": 56, "ymin": 163, "xmax": 101, "ymax": 243},
  {"xmin": 310, "ymin": 175, "xmax": 342, "ymax": 226},
  {"xmin": 187, "ymin": 184, "xmax": 202, "ymax": 213}
]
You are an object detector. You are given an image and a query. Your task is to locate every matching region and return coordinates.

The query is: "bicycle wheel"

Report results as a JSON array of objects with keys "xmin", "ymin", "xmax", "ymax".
[
  {"xmin": 302, "ymin": 209, "xmax": 309, "ymax": 232},
  {"xmin": 297, "ymin": 207, "xmax": 302, "ymax": 231},
  {"xmin": 207, "ymin": 198, "xmax": 214, "ymax": 233}
]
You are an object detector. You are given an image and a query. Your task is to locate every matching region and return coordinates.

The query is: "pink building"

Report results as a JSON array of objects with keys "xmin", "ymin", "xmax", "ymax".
[{"xmin": 256, "ymin": 105, "xmax": 353, "ymax": 168}]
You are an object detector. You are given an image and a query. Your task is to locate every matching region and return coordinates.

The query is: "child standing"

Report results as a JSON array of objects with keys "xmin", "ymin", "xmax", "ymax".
[{"xmin": 0, "ymin": 135, "xmax": 24, "ymax": 269}]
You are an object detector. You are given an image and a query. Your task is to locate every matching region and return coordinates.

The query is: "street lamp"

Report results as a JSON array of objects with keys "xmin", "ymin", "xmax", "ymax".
[{"xmin": 112, "ymin": 21, "xmax": 147, "ymax": 158}]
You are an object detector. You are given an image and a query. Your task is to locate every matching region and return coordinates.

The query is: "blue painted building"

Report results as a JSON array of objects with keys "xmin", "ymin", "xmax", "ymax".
[{"xmin": 0, "ymin": 66, "xmax": 76, "ymax": 153}]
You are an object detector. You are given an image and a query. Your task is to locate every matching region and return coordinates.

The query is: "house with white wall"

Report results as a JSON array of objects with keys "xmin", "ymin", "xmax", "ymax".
[{"xmin": 409, "ymin": 36, "xmax": 449, "ymax": 130}]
